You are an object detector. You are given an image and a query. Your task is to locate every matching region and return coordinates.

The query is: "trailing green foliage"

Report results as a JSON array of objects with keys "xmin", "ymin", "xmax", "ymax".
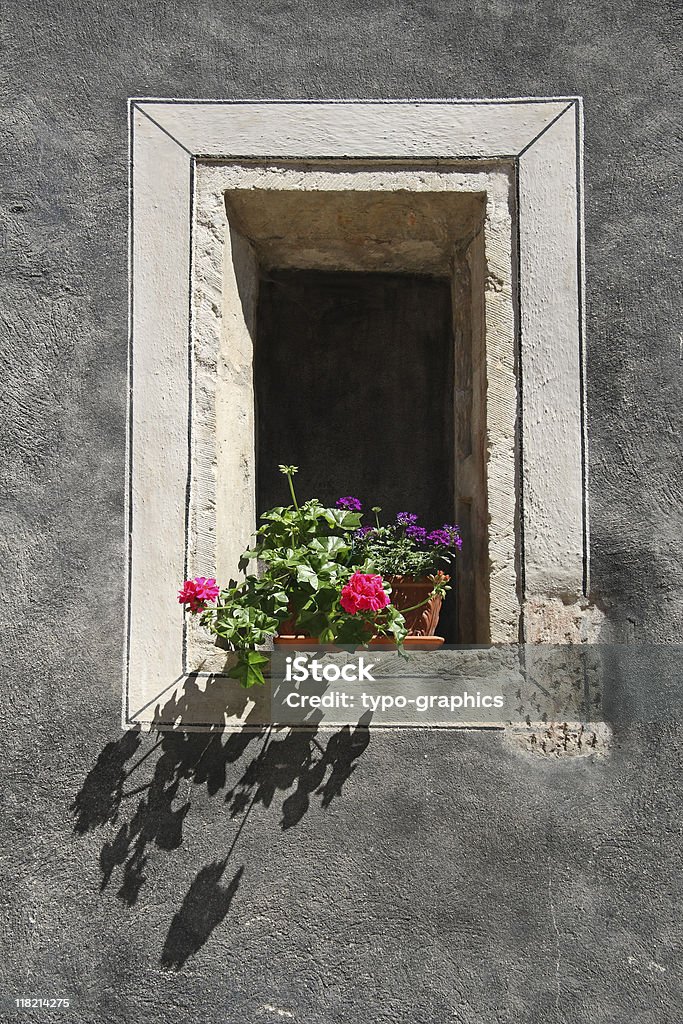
[
  {"xmin": 199, "ymin": 468, "xmax": 408, "ymax": 687},
  {"xmin": 188, "ymin": 469, "xmax": 463, "ymax": 687}
]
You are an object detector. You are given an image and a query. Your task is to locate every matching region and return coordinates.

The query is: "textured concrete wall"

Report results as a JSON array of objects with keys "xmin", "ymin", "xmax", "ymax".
[{"xmin": 1, "ymin": 2, "xmax": 681, "ymax": 1023}]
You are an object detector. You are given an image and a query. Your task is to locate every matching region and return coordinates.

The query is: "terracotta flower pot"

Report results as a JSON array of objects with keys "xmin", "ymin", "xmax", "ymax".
[
  {"xmin": 367, "ymin": 634, "xmax": 446, "ymax": 649},
  {"xmin": 386, "ymin": 574, "xmax": 450, "ymax": 637},
  {"xmin": 277, "ymin": 611, "xmax": 301, "ymax": 636}
]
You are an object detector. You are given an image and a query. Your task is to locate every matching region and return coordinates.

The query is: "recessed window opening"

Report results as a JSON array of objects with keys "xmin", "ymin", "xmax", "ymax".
[{"xmin": 224, "ymin": 187, "xmax": 490, "ymax": 644}]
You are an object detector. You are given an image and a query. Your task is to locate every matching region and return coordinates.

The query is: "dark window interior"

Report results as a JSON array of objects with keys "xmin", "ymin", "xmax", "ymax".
[{"xmin": 254, "ymin": 268, "xmax": 456, "ymax": 639}]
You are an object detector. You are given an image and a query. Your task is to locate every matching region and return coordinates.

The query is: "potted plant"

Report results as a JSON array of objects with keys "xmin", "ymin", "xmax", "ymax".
[
  {"xmin": 178, "ymin": 467, "xmax": 461, "ymax": 687},
  {"xmin": 350, "ymin": 509, "xmax": 461, "ymax": 638}
]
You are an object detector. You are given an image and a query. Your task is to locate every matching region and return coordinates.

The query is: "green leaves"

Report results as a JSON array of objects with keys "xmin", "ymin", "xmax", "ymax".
[
  {"xmin": 321, "ymin": 508, "xmax": 362, "ymax": 531},
  {"xmin": 229, "ymin": 650, "xmax": 269, "ymax": 688},
  {"xmin": 296, "ymin": 565, "xmax": 319, "ymax": 590},
  {"xmin": 191, "ymin": 468, "xmax": 452, "ymax": 688},
  {"xmin": 382, "ymin": 605, "xmax": 409, "ymax": 644},
  {"xmin": 309, "ymin": 535, "xmax": 351, "ymax": 558},
  {"xmin": 195, "ymin": 481, "xmax": 366, "ymax": 686}
]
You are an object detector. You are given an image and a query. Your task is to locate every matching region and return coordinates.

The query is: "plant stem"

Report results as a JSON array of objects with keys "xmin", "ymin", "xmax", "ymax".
[
  {"xmin": 396, "ymin": 591, "xmax": 436, "ymax": 614},
  {"xmin": 286, "ymin": 472, "xmax": 299, "ymax": 512}
]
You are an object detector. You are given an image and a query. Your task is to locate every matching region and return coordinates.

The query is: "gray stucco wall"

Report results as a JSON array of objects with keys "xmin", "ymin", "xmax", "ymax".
[{"xmin": 2, "ymin": 2, "xmax": 681, "ymax": 1022}]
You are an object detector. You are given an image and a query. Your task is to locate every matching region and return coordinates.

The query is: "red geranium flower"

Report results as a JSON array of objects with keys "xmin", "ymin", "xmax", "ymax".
[
  {"xmin": 340, "ymin": 572, "xmax": 390, "ymax": 615},
  {"xmin": 178, "ymin": 577, "xmax": 220, "ymax": 614}
]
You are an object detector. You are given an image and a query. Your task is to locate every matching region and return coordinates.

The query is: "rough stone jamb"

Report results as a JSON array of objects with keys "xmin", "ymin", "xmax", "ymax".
[
  {"xmin": 126, "ymin": 109, "xmax": 192, "ymax": 718},
  {"xmin": 482, "ymin": 181, "xmax": 519, "ymax": 643},
  {"xmin": 186, "ymin": 172, "xmax": 223, "ymax": 669},
  {"xmin": 189, "ymin": 167, "xmax": 261, "ymax": 674},
  {"xmin": 516, "ymin": 105, "xmax": 590, "ymax": 636}
]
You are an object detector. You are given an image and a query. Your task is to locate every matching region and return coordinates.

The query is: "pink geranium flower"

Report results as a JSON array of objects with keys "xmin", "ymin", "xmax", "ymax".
[
  {"xmin": 178, "ymin": 577, "xmax": 220, "ymax": 614},
  {"xmin": 340, "ymin": 572, "xmax": 390, "ymax": 615}
]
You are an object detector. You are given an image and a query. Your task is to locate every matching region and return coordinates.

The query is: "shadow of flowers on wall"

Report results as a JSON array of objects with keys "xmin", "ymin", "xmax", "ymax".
[
  {"xmin": 161, "ymin": 861, "xmax": 245, "ymax": 971},
  {"xmin": 71, "ymin": 681, "xmax": 371, "ymax": 970}
]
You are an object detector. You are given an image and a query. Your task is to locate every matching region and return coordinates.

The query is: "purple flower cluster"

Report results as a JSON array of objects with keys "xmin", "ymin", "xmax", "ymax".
[
  {"xmin": 345, "ymin": 500, "xmax": 462, "ymax": 554},
  {"xmin": 336, "ymin": 496, "xmax": 362, "ymax": 512},
  {"xmin": 396, "ymin": 512, "xmax": 461, "ymax": 549},
  {"xmin": 427, "ymin": 525, "xmax": 463, "ymax": 549},
  {"xmin": 355, "ymin": 526, "xmax": 374, "ymax": 538},
  {"xmin": 396, "ymin": 512, "xmax": 418, "ymax": 526},
  {"xmin": 406, "ymin": 524, "xmax": 428, "ymax": 543},
  {"xmin": 397, "ymin": 512, "xmax": 427, "ymax": 543}
]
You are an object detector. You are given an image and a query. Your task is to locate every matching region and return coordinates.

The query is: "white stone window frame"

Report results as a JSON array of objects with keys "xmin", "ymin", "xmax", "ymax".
[{"xmin": 125, "ymin": 98, "xmax": 588, "ymax": 728}]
